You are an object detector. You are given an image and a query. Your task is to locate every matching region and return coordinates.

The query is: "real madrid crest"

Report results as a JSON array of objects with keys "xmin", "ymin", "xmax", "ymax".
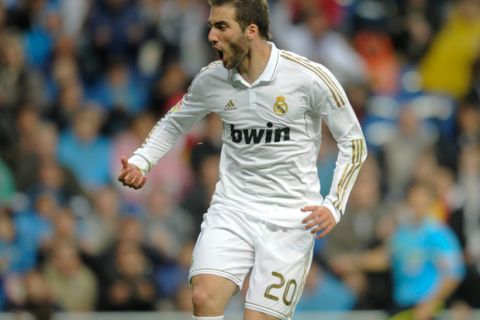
[{"xmin": 273, "ymin": 96, "xmax": 288, "ymax": 115}]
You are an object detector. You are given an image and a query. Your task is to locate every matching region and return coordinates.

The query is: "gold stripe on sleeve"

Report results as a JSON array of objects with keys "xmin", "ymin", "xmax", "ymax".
[
  {"xmin": 280, "ymin": 51, "xmax": 346, "ymax": 108},
  {"xmin": 338, "ymin": 141, "xmax": 363, "ymax": 207},
  {"xmin": 333, "ymin": 165, "xmax": 353, "ymax": 210},
  {"xmin": 333, "ymin": 139, "xmax": 364, "ymax": 212},
  {"xmin": 333, "ymin": 141, "xmax": 357, "ymax": 211}
]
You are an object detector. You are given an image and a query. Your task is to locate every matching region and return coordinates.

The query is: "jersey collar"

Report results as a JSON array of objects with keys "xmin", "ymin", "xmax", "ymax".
[{"xmin": 229, "ymin": 42, "xmax": 280, "ymax": 87}]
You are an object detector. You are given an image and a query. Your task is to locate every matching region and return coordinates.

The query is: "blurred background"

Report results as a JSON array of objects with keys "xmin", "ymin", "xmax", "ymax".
[{"xmin": 0, "ymin": 0, "xmax": 479, "ymax": 319}]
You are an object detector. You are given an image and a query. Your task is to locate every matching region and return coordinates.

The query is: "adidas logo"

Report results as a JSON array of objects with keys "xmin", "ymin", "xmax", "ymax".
[{"xmin": 224, "ymin": 100, "xmax": 237, "ymax": 110}]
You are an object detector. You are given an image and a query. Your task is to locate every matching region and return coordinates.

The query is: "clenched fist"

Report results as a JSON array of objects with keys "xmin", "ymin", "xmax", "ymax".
[{"xmin": 117, "ymin": 157, "xmax": 147, "ymax": 190}]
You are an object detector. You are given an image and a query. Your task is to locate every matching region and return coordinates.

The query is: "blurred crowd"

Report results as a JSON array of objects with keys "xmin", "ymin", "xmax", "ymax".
[{"xmin": 0, "ymin": 0, "xmax": 479, "ymax": 318}]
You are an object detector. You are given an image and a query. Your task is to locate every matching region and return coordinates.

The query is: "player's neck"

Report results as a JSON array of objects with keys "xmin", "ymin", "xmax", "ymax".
[{"xmin": 237, "ymin": 41, "xmax": 271, "ymax": 84}]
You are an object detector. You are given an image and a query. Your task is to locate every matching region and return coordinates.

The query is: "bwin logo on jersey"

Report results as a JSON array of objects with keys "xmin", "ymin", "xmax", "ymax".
[{"xmin": 230, "ymin": 122, "xmax": 290, "ymax": 144}]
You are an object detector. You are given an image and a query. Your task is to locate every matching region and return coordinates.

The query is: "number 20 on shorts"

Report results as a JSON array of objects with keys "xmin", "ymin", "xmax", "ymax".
[{"xmin": 264, "ymin": 271, "xmax": 298, "ymax": 306}]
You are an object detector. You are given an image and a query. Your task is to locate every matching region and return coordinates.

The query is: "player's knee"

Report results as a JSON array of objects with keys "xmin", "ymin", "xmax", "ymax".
[{"xmin": 191, "ymin": 283, "xmax": 218, "ymax": 313}]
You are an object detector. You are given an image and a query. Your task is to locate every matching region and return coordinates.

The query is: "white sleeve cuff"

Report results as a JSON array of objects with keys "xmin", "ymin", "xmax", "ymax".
[
  {"xmin": 128, "ymin": 154, "xmax": 151, "ymax": 175},
  {"xmin": 322, "ymin": 199, "xmax": 341, "ymax": 224}
]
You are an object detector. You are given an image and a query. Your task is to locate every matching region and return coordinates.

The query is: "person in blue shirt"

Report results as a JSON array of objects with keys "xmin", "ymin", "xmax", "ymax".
[
  {"xmin": 57, "ymin": 105, "xmax": 113, "ymax": 191},
  {"xmin": 330, "ymin": 182, "xmax": 465, "ymax": 320}
]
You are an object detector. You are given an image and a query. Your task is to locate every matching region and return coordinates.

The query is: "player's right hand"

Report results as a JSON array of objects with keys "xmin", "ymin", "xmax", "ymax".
[{"xmin": 117, "ymin": 156, "xmax": 147, "ymax": 189}]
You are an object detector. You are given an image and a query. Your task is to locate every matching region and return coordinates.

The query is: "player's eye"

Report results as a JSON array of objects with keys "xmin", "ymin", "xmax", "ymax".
[{"xmin": 213, "ymin": 22, "xmax": 228, "ymax": 31}]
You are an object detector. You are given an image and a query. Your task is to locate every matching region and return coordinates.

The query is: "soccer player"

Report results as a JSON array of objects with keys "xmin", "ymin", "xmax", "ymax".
[{"xmin": 118, "ymin": 0, "xmax": 367, "ymax": 319}]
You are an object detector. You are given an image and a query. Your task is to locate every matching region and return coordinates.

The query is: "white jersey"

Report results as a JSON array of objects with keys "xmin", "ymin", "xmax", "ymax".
[{"xmin": 128, "ymin": 43, "xmax": 367, "ymax": 228}]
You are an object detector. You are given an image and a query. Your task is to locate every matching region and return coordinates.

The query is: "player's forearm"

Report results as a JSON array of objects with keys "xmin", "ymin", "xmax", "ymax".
[
  {"xmin": 324, "ymin": 137, "xmax": 367, "ymax": 222},
  {"xmin": 355, "ymin": 246, "xmax": 390, "ymax": 272},
  {"xmin": 422, "ymin": 276, "xmax": 461, "ymax": 304},
  {"xmin": 128, "ymin": 116, "xmax": 185, "ymax": 173}
]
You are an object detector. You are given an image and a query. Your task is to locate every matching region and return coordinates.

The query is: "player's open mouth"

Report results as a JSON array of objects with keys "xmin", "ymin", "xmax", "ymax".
[{"xmin": 217, "ymin": 50, "xmax": 224, "ymax": 61}]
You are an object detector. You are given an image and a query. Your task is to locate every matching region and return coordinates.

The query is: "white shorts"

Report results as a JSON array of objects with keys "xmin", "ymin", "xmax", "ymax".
[{"xmin": 188, "ymin": 206, "xmax": 315, "ymax": 320}]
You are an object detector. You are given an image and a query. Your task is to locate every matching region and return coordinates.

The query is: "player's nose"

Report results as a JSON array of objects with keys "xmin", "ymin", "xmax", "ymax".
[{"xmin": 208, "ymin": 29, "xmax": 218, "ymax": 46}]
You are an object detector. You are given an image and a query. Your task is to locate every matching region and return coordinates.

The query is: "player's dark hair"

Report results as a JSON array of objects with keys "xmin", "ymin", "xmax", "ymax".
[{"xmin": 208, "ymin": 0, "xmax": 271, "ymax": 40}]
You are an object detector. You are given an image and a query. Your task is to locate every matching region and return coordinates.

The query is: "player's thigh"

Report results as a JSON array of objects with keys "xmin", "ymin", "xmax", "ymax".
[
  {"xmin": 246, "ymin": 227, "xmax": 314, "ymax": 320},
  {"xmin": 189, "ymin": 210, "xmax": 255, "ymax": 289},
  {"xmin": 191, "ymin": 274, "xmax": 238, "ymax": 309}
]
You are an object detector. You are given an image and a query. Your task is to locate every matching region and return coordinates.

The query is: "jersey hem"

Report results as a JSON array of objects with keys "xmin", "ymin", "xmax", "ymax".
[{"xmin": 209, "ymin": 202, "xmax": 311, "ymax": 230}]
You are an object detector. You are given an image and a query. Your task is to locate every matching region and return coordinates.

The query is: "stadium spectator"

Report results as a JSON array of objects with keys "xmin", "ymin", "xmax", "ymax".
[
  {"xmin": 275, "ymin": 5, "xmax": 368, "ymax": 86},
  {"xmin": 148, "ymin": 62, "xmax": 189, "ymax": 116},
  {"xmin": 353, "ymin": 30, "xmax": 400, "ymax": 95},
  {"xmin": 43, "ymin": 241, "xmax": 98, "ymax": 311},
  {"xmin": 143, "ymin": 185, "xmax": 195, "ymax": 259},
  {"xmin": 0, "ymin": 209, "xmax": 37, "ymax": 274},
  {"xmin": 46, "ymin": 208, "xmax": 88, "ymax": 253},
  {"xmin": 0, "ymin": 159, "xmax": 15, "ymax": 205},
  {"xmin": 419, "ymin": 0, "xmax": 480, "ymax": 99},
  {"xmin": 378, "ymin": 104, "xmax": 436, "ymax": 199},
  {"xmin": 46, "ymin": 66, "xmax": 84, "ymax": 132},
  {"xmin": 13, "ymin": 191, "xmax": 60, "ymax": 267},
  {"xmin": 435, "ymin": 99, "xmax": 480, "ymax": 173},
  {"xmin": 82, "ymin": 186, "xmax": 123, "ymax": 256},
  {"xmin": 84, "ymin": 0, "xmax": 147, "ymax": 71},
  {"xmin": 4, "ymin": 270, "xmax": 56, "ymax": 320},
  {"xmin": 96, "ymin": 216, "xmax": 167, "ymax": 302},
  {"xmin": 0, "ymin": 30, "xmax": 44, "ymax": 111},
  {"xmin": 57, "ymin": 0, "xmax": 90, "ymax": 39},
  {"xmin": 102, "ymin": 242, "xmax": 156, "ymax": 311},
  {"xmin": 88, "ymin": 57, "xmax": 148, "ymax": 124},
  {"xmin": 57, "ymin": 104, "xmax": 113, "ymax": 192},
  {"xmin": 333, "ymin": 182, "xmax": 465, "ymax": 320},
  {"xmin": 156, "ymin": 0, "xmax": 211, "ymax": 77},
  {"xmin": 11, "ymin": 121, "xmax": 83, "ymax": 205}
]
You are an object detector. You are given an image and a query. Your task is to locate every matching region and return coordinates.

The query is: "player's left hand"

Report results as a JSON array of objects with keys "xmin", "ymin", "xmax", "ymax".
[{"xmin": 301, "ymin": 206, "xmax": 336, "ymax": 239}]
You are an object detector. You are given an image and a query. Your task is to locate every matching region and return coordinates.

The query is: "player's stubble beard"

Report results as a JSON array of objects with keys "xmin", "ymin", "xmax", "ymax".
[{"xmin": 223, "ymin": 33, "xmax": 249, "ymax": 71}]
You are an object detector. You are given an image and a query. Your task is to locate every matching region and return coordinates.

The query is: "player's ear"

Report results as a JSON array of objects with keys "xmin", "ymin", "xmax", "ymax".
[{"xmin": 245, "ymin": 24, "xmax": 258, "ymax": 40}]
